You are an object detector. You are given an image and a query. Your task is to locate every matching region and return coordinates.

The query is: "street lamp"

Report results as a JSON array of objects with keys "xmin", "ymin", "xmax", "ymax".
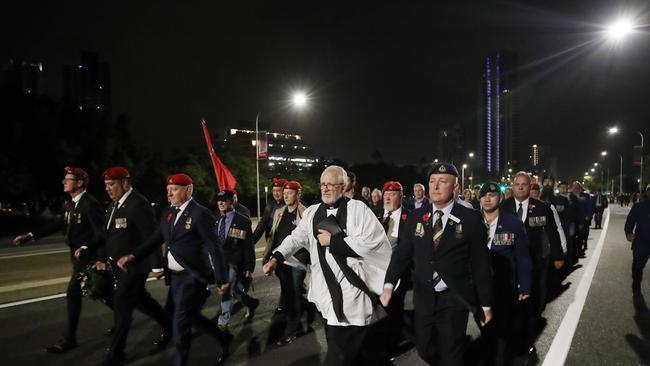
[
  {"xmin": 601, "ymin": 151, "xmax": 608, "ymax": 156},
  {"xmin": 462, "ymin": 164, "xmax": 468, "ymax": 190},
  {"xmin": 254, "ymin": 90, "xmax": 308, "ymax": 219},
  {"xmin": 637, "ymin": 131, "xmax": 644, "ymax": 193},
  {"xmin": 594, "ymin": 163, "xmax": 598, "ymax": 167},
  {"xmin": 609, "ymin": 126, "xmax": 619, "ymax": 135},
  {"xmin": 606, "ymin": 18, "xmax": 634, "ymax": 42},
  {"xmin": 468, "ymin": 152, "xmax": 474, "ymax": 158}
]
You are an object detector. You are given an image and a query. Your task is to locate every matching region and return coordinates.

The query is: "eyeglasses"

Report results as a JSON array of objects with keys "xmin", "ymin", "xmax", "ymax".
[{"xmin": 320, "ymin": 182, "xmax": 343, "ymax": 190}]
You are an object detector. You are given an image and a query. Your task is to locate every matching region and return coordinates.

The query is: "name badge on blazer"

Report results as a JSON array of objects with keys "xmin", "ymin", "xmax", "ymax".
[
  {"xmin": 415, "ymin": 222, "xmax": 425, "ymax": 237},
  {"xmin": 493, "ymin": 232, "xmax": 515, "ymax": 246},
  {"xmin": 528, "ymin": 216, "xmax": 546, "ymax": 227},
  {"xmin": 228, "ymin": 227, "xmax": 247, "ymax": 240},
  {"xmin": 115, "ymin": 217, "xmax": 127, "ymax": 229}
]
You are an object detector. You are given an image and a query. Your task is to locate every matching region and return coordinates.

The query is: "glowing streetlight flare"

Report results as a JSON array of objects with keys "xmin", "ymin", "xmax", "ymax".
[
  {"xmin": 606, "ymin": 19, "xmax": 634, "ymax": 41},
  {"xmin": 601, "ymin": 151, "xmax": 608, "ymax": 156},
  {"xmin": 292, "ymin": 92, "xmax": 307, "ymax": 108},
  {"xmin": 608, "ymin": 127, "xmax": 619, "ymax": 134}
]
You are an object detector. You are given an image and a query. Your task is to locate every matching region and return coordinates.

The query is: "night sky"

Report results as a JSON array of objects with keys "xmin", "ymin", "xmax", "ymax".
[{"xmin": 2, "ymin": 1, "xmax": 649, "ymax": 180}]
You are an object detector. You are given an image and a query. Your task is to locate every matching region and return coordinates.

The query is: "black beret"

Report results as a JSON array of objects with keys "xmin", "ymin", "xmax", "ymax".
[
  {"xmin": 479, "ymin": 182, "xmax": 501, "ymax": 198},
  {"xmin": 216, "ymin": 190, "xmax": 235, "ymax": 202},
  {"xmin": 426, "ymin": 162, "xmax": 459, "ymax": 178}
]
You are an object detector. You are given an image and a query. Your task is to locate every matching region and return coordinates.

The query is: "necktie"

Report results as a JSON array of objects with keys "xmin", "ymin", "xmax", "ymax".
[
  {"xmin": 382, "ymin": 211, "xmax": 393, "ymax": 234},
  {"xmin": 516, "ymin": 202, "xmax": 523, "ymax": 222},
  {"xmin": 432, "ymin": 210, "xmax": 444, "ymax": 251},
  {"xmin": 106, "ymin": 201, "xmax": 118, "ymax": 230},
  {"xmin": 218, "ymin": 215, "xmax": 226, "ymax": 243},
  {"xmin": 170, "ymin": 207, "xmax": 180, "ymax": 234}
]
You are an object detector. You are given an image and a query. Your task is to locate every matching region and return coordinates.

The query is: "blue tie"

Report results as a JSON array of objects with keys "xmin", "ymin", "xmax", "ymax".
[{"xmin": 218, "ymin": 215, "xmax": 226, "ymax": 243}]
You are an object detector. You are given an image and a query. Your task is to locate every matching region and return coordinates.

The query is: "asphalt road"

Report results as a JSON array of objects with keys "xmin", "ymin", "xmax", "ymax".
[{"xmin": 1, "ymin": 206, "xmax": 646, "ymax": 365}]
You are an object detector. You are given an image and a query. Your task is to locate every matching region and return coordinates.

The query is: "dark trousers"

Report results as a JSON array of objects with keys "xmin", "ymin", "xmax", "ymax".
[
  {"xmin": 64, "ymin": 254, "xmax": 113, "ymax": 342},
  {"xmin": 386, "ymin": 272, "xmax": 410, "ymax": 353},
  {"xmin": 475, "ymin": 285, "xmax": 522, "ymax": 366},
  {"xmin": 277, "ymin": 264, "xmax": 309, "ymax": 337},
  {"xmin": 523, "ymin": 256, "xmax": 548, "ymax": 348},
  {"xmin": 171, "ymin": 272, "xmax": 226, "ymax": 366},
  {"xmin": 577, "ymin": 221, "xmax": 590, "ymax": 251},
  {"xmin": 109, "ymin": 270, "xmax": 167, "ymax": 359},
  {"xmin": 633, "ymin": 244, "xmax": 650, "ymax": 273},
  {"xmin": 324, "ymin": 323, "xmax": 368, "ymax": 366},
  {"xmin": 594, "ymin": 208, "xmax": 604, "ymax": 228},
  {"xmin": 414, "ymin": 290, "xmax": 469, "ymax": 366}
]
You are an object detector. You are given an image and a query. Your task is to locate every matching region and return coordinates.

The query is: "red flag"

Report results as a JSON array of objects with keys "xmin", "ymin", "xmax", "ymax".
[{"xmin": 201, "ymin": 119, "xmax": 237, "ymax": 191}]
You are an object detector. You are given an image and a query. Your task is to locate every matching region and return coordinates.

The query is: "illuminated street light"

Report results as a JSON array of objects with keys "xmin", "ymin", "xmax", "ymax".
[
  {"xmin": 292, "ymin": 91, "xmax": 307, "ymax": 108},
  {"xmin": 591, "ymin": 168, "xmax": 595, "ymax": 172},
  {"xmin": 594, "ymin": 163, "xmax": 598, "ymax": 166},
  {"xmin": 608, "ymin": 126, "xmax": 619, "ymax": 134},
  {"xmin": 585, "ymin": 172, "xmax": 589, "ymax": 176},
  {"xmin": 468, "ymin": 152, "xmax": 475, "ymax": 158},
  {"xmin": 606, "ymin": 19, "xmax": 634, "ymax": 41},
  {"xmin": 601, "ymin": 151, "xmax": 607, "ymax": 156}
]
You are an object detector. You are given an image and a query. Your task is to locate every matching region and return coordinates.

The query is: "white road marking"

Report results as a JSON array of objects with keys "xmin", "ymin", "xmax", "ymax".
[
  {"xmin": 542, "ymin": 208, "xmax": 611, "ymax": 366},
  {"xmin": 0, "ymin": 248, "xmax": 69, "ymax": 260}
]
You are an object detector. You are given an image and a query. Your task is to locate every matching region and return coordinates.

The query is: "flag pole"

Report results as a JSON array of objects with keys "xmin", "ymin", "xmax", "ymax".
[{"xmin": 256, "ymin": 112, "xmax": 261, "ymax": 220}]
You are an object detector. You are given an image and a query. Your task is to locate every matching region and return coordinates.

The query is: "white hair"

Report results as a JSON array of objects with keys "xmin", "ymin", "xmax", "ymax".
[
  {"xmin": 413, "ymin": 183, "xmax": 424, "ymax": 190},
  {"xmin": 321, "ymin": 165, "xmax": 349, "ymax": 186}
]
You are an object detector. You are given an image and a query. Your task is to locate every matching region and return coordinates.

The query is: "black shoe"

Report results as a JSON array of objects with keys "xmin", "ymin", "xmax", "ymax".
[
  {"xmin": 276, "ymin": 335, "xmax": 297, "ymax": 346},
  {"xmin": 106, "ymin": 327, "xmax": 114, "ymax": 336},
  {"xmin": 216, "ymin": 332, "xmax": 233, "ymax": 365},
  {"xmin": 244, "ymin": 298, "xmax": 260, "ymax": 323},
  {"xmin": 522, "ymin": 346, "xmax": 539, "ymax": 366},
  {"xmin": 274, "ymin": 307, "xmax": 285, "ymax": 315},
  {"xmin": 150, "ymin": 332, "xmax": 171, "ymax": 353},
  {"xmin": 99, "ymin": 354, "xmax": 125, "ymax": 366},
  {"xmin": 45, "ymin": 339, "xmax": 77, "ymax": 354}
]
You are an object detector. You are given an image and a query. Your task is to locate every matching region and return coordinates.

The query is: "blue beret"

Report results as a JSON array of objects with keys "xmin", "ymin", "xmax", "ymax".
[{"xmin": 427, "ymin": 162, "xmax": 459, "ymax": 178}]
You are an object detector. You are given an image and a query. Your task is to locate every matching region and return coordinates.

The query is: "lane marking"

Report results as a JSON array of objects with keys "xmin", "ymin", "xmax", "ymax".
[
  {"xmin": 542, "ymin": 208, "xmax": 611, "ymax": 366},
  {"xmin": 0, "ymin": 248, "xmax": 69, "ymax": 260},
  {"xmin": 0, "ymin": 276, "xmax": 70, "ymax": 294},
  {"xmin": 0, "ymin": 277, "xmax": 160, "ymax": 309}
]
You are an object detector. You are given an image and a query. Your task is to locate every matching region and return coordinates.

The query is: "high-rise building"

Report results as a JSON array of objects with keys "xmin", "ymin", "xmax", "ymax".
[
  {"xmin": 435, "ymin": 123, "xmax": 468, "ymax": 166},
  {"xmin": 531, "ymin": 144, "xmax": 540, "ymax": 166},
  {"xmin": 63, "ymin": 52, "xmax": 111, "ymax": 112},
  {"xmin": 477, "ymin": 51, "xmax": 520, "ymax": 178},
  {"xmin": 2, "ymin": 59, "xmax": 43, "ymax": 95},
  {"xmin": 223, "ymin": 121, "xmax": 318, "ymax": 171}
]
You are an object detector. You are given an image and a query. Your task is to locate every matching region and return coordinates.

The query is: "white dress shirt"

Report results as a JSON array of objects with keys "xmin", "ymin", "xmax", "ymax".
[
  {"xmin": 514, "ymin": 197, "xmax": 529, "ymax": 223},
  {"xmin": 383, "ymin": 207, "xmax": 402, "ymax": 250},
  {"xmin": 167, "ymin": 199, "xmax": 192, "ymax": 271}
]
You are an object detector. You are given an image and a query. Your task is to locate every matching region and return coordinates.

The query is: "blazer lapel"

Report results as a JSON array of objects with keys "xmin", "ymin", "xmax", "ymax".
[{"xmin": 438, "ymin": 202, "xmax": 460, "ymax": 251}]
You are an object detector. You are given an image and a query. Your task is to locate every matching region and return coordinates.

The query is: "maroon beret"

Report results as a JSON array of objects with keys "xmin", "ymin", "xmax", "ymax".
[
  {"xmin": 166, "ymin": 173, "xmax": 193, "ymax": 186},
  {"xmin": 530, "ymin": 183, "xmax": 541, "ymax": 191},
  {"xmin": 284, "ymin": 181, "xmax": 302, "ymax": 190},
  {"xmin": 272, "ymin": 178, "xmax": 288, "ymax": 188},
  {"xmin": 382, "ymin": 181, "xmax": 403, "ymax": 193},
  {"xmin": 102, "ymin": 166, "xmax": 130, "ymax": 180},
  {"xmin": 64, "ymin": 166, "xmax": 88, "ymax": 179}
]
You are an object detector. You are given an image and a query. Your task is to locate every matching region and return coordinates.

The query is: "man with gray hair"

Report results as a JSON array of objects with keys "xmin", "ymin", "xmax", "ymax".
[{"xmin": 263, "ymin": 165, "xmax": 392, "ymax": 365}]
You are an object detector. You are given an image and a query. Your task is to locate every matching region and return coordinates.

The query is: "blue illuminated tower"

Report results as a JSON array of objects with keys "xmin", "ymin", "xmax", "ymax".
[{"xmin": 478, "ymin": 51, "xmax": 520, "ymax": 179}]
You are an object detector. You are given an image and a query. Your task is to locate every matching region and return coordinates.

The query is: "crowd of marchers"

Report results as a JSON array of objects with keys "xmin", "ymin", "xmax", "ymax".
[{"xmin": 12, "ymin": 163, "xmax": 650, "ymax": 366}]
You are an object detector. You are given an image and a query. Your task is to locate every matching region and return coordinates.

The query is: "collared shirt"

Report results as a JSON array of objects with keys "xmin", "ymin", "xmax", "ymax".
[
  {"xmin": 383, "ymin": 207, "xmax": 402, "ymax": 250},
  {"xmin": 431, "ymin": 200, "xmax": 454, "ymax": 292},
  {"xmin": 414, "ymin": 198, "xmax": 426, "ymax": 209},
  {"xmin": 117, "ymin": 188, "xmax": 133, "ymax": 209},
  {"xmin": 217, "ymin": 209, "xmax": 236, "ymax": 238},
  {"xmin": 514, "ymin": 197, "xmax": 530, "ymax": 223},
  {"xmin": 168, "ymin": 198, "xmax": 193, "ymax": 271},
  {"xmin": 68, "ymin": 190, "xmax": 86, "ymax": 225},
  {"xmin": 485, "ymin": 216, "xmax": 499, "ymax": 250}
]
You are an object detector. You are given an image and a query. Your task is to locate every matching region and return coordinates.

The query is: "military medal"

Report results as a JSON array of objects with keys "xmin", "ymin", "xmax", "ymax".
[
  {"xmin": 415, "ymin": 222, "xmax": 425, "ymax": 237},
  {"xmin": 115, "ymin": 217, "xmax": 127, "ymax": 229},
  {"xmin": 76, "ymin": 213, "xmax": 82, "ymax": 224},
  {"xmin": 185, "ymin": 217, "xmax": 192, "ymax": 230}
]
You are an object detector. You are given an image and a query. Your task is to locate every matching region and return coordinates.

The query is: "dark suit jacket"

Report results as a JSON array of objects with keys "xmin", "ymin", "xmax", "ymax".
[
  {"xmin": 373, "ymin": 207, "xmax": 411, "ymax": 247},
  {"xmin": 491, "ymin": 211, "xmax": 532, "ymax": 295},
  {"xmin": 592, "ymin": 193, "xmax": 609, "ymax": 211},
  {"xmin": 92, "ymin": 190, "xmax": 159, "ymax": 274},
  {"xmin": 33, "ymin": 192, "xmax": 104, "ymax": 260},
  {"xmin": 133, "ymin": 199, "xmax": 228, "ymax": 286},
  {"xmin": 501, "ymin": 197, "xmax": 563, "ymax": 261},
  {"xmin": 218, "ymin": 211, "xmax": 255, "ymax": 273},
  {"xmin": 253, "ymin": 200, "xmax": 284, "ymax": 243},
  {"xmin": 385, "ymin": 201, "xmax": 493, "ymax": 315}
]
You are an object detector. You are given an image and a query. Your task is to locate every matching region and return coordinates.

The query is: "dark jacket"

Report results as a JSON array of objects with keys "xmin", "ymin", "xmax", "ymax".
[
  {"xmin": 133, "ymin": 199, "xmax": 228, "ymax": 286},
  {"xmin": 218, "ymin": 211, "xmax": 256, "ymax": 273},
  {"xmin": 501, "ymin": 197, "xmax": 563, "ymax": 261},
  {"xmin": 385, "ymin": 201, "xmax": 493, "ymax": 315},
  {"xmin": 94, "ymin": 190, "xmax": 160, "ymax": 274},
  {"xmin": 490, "ymin": 210, "xmax": 532, "ymax": 295},
  {"xmin": 33, "ymin": 191, "xmax": 104, "ymax": 260},
  {"xmin": 253, "ymin": 200, "xmax": 284, "ymax": 243},
  {"xmin": 625, "ymin": 200, "xmax": 650, "ymax": 248}
]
